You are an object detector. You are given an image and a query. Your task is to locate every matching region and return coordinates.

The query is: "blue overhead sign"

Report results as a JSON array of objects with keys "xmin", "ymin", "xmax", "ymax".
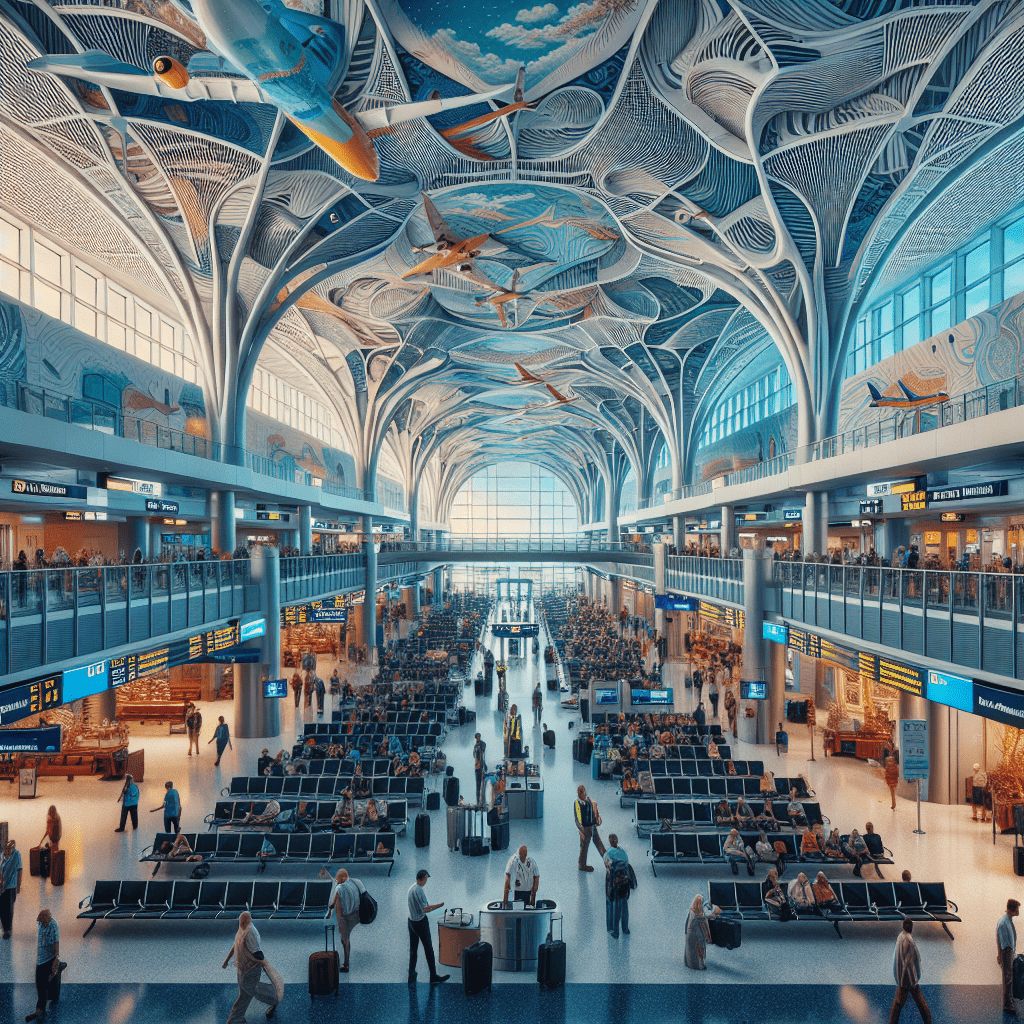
[
  {"xmin": 926, "ymin": 669, "xmax": 974, "ymax": 713},
  {"xmin": 491, "ymin": 623, "xmax": 540, "ymax": 638},
  {"xmin": 0, "ymin": 726, "xmax": 61, "ymax": 754},
  {"xmin": 973, "ymin": 682, "xmax": 1024, "ymax": 729},
  {"xmin": 763, "ymin": 622, "xmax": 788, "ymax": 644},
  {"xmin": 783, "ymin": 509, "xmax": 802, "ymax": 521},
  {"xmin": 239, "ymin": 618, "xmax": 266, "ymax": 641},
  {"xmin": 655, "ymin": 595, "xmax": 698, "ymax": 611},
  {"xmin": 62, "ymin": 660, "xmax": 109, "ymax": 703}
]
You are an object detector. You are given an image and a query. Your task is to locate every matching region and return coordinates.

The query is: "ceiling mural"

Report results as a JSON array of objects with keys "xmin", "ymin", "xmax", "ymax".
[{"xmin": 1, "ymin": 0, "xmax": 1023, "ymax": 523}]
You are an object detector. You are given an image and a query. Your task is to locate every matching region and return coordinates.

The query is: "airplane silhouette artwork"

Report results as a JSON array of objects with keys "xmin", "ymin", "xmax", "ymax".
[
  {"xmin": 465, "ymin": 267, "xmax": 529, "ymax": 327},
  {"xmin": 866, "ymin": 380, "xmax": 950, "ymax": 409},
  {"xmin": 401, "ymin": 195, "xmax": 507, "ymax": 280},
  {"xmin": 486, "ymin": 362, "xmax": 547, "ymax": 387},
  {"xmin": 28, "ymin": 0, "xmax": 524, "ymax": 181}
]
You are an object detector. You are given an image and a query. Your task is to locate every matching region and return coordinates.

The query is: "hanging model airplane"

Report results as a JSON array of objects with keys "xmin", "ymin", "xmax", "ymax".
[
  {"xmin": 866, "ymin": 380, "xmax": 950, "ymax": 409},
  {"xmin": 486, "ymin": 362, "xmax": 548, "ymax": 387},
  {"xmin": 465, "ymin": 267, "xmax": 528, "ymax": 328},
  {"xmin": 400, "ymin": 194, "xmax": 508, "ymax": 279},
  {"xmin": 27, "ymin": 0, "xmax": 524, "ymax": 182}
]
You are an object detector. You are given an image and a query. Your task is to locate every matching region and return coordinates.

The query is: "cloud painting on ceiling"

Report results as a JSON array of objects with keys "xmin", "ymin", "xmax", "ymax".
[{"xmin": 380, "ymin": 0, "xmax": 644, "ymax": 95}]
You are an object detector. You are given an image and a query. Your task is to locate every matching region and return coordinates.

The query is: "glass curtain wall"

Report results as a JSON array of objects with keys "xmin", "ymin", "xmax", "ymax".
[{"xmin": 448, "ymin": 462, "xmax": 579, "ymax": 542}]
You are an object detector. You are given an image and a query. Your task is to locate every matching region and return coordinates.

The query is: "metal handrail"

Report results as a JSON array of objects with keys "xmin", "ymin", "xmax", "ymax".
[{"xmin": 385, "ymin": 539, "xmax": 653, "ymax": 556}]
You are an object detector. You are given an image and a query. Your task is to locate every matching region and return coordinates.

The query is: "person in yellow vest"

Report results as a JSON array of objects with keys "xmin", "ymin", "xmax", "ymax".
[{"xmin": 505, "ymin": 704, "xmax": 524, "ymax": 759}]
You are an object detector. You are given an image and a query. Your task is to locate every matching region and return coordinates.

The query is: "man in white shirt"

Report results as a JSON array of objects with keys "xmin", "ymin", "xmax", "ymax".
[
  {"xmin": 407, "ymin": 870, "xmax": 448, "ymax": 986},
  {"xmin": 998, "ymin": 898, "xmax": 1020, "ymax": 1015},
  {"xmin": 503, "ymin": 845, "xmax": 540, "ymax": 906},
  {"xmin": 320, "ymin": 867, "xmax": 365, "ymax": 973}
]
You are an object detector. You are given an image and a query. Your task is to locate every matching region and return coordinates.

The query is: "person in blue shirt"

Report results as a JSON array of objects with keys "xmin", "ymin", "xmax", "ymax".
[
  {"xmin": 603, "ymin": 834, "xmax": 632, "ymax": 938},
  {"xmin": 208, "ymin": 717, "xmax": 233, "ymax": 766},
  {"xmin": 775, "ymin": 722, "xmax": 789, "ymax": 756},
  {"xmin": 27, "ymin": 907, "xmax": 59, "ymax": 1020},
  {"xmin": 150, "ymin": 781, "xmax": 181, "ymax": 835},
  {"xmin": 0, "ymin": 838, "xmax": 22, "ymax": 939},
  {"xmin": 115, "ymin": 774, "xmax": 140, "ymax": 832}
]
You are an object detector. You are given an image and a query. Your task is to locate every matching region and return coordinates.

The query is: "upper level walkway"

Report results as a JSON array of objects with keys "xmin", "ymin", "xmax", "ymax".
[{"xmin": 376, "ymin": 539, "xmax": 654, "ymax": 566}]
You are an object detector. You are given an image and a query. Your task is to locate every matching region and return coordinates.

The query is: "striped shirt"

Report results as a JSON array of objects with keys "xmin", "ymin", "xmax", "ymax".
[{"xmin": 37, "ymin": 919, "xmax": 58, "ymax": 966}]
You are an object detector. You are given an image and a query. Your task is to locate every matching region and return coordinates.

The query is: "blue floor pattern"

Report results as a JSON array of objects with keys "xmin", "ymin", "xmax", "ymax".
[{"xmin": 0, "ymin": 983, "xmax": 1008, "ymax": 1023}]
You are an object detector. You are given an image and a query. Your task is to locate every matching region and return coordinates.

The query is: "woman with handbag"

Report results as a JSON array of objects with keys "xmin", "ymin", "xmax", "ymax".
[
  {"xmin": 684, "ymin": 894, "xmax": 720, "ymax": 970},
  {"xmin": 223, "ymin": 911, "xmax": 283, "ymax": 1021}
]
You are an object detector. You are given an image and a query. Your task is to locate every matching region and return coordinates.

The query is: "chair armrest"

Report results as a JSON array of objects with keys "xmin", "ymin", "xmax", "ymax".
[
  {"xmin": 78, "ymin": 895, "xmax": 92, "ymax": 910},
  {"xmin": 820, "ymin": 814, "xmax": 830, "ymax": 825},
  {"xmin": 220, "ymin": 787, "xmax": 230, "ymax": 797},
  {"xmin": 204, "ymin": 813, "xmax": 215, "ymax": 825},
  {"xmin": 947, "ymin": 898, "xmax": 959, "ymax": 913},
  {"xmin": 883, "ymin": 845, "xmax": 893, "ymax": 858}
]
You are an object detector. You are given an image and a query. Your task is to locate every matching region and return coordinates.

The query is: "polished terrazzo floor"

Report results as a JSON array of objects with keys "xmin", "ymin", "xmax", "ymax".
[{"xmin": 0, "ymin": 598, "xmax": 1019, "ymax": 1022}]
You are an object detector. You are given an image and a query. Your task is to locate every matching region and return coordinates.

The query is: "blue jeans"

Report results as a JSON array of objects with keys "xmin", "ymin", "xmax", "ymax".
[{"xmin": 607, "ymin": 898, "xmax": 628, "ymax": 937}]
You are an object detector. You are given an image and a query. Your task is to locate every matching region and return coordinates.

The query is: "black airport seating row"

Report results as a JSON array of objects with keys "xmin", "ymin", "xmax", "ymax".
[
  {"xmin": 707, "ymin": 880, "xmax": 959, "ymax": 939},
  {"xmin": 78, "ymin": 879, "xmax": 333, "ymax": 934},
  {"xmin": 591, "ymin": 716, "xmax": 723, "ymax": 737},
  {"xmin": 634, "ymin": 799, "xmax": 828, "ymax": 834},
  {"xmin": 224, "ymin": 775, "xmax": 425, "ymax": 803},
  {"xmin": 304, "ymin": 721, "xmax": 445, "ymax": 739},
  {"xmin": 301, "ymin": 732, "xmax": 440, "ymax": 750},
  {"xmin": 648, "ymin": 830, "xmax": 892, "ymax": 874},
  {"xmin": 626, "ymin": 773, "xmax": 809, "ymax": 805},
  {"xmin": 275, "ymin": 757, "xmax": 400, "ymax": 777},
  {"xmin": 205, "ymin": 799, "xmax": 407, "ymax": 833},
  {"xmin": 629, "ymin": 747, "xmax": 737, "ymax": 770},
  {"xmin": 141, "ymin": 830, "xmax": 398, "ymax": 876}
]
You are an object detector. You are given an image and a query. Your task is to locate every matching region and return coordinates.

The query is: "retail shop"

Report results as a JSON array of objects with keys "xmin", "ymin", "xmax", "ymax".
[{"xmin": 735, "ymin": 509, "xmax": 803, "ymax": 553}]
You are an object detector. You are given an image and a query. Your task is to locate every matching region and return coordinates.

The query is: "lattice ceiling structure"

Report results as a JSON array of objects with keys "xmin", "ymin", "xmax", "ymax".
[{"xmin": 2, "ymin": 0, "xmax": 1024, "ymax": 527}]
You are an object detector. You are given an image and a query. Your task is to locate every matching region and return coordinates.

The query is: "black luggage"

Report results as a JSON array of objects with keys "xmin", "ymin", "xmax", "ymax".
[
  {"xmin": 708, "ymin": 916, "xmax": 742, "ymax": 950},
  {"xmin": 458, "ymin": 706, "xmax": 467, "ymax": 726},
  {"xmin": 475, "ymin": 677, "xmax": 484, "ymax": 696},
  {"xmin": 1016, "ymin": 846, "xmax": 1024, "ymax": 877},
  {"xmin": 47, "ymin": 963, "xmax": 64, "ymax": 1005},
  {"xmin": 465, "ymin": 709, "xmax": 476, "ymax": 724},
  {"xmin": 490, "ymin": 820, "xmax": 510, "ymax": 851},
  {"xmin": 426, "ymin": 791, "xmax": 441, "ymax": 811},
  {"xmin": 444, "ymin": 776, "xmax": 459, "ymax": 807},
  {"xmin": 309, "ymin": 925, "xmax": 340, "ymax": 999},
  {"xmin": 542, "ymin": 729, "xmax": 556, "ymax": 749},
  {"xmin": 547, "ymin": 678, "xmax": 558, "ymax": 691},
  {"xmin": 414, "ymin": 812, "xmax": 430, "ymax": 848},
  {"xmin": 465, "ymin": 836, "xmax": 488, "ymax": 857},
  {"xmin": 1014, "ymin": 953, "xmax": 1024, "ymax": 999},
  {"xmin": 536, "ymin": 917, "xmax": 565, "ymax": 988},
  {"xmin": 49, "ymin": 848, "xmax": 65, "ymax": 887},
  {"xmin": 462, "ymin": 940, "xmax": 493, "ymax": 995}
]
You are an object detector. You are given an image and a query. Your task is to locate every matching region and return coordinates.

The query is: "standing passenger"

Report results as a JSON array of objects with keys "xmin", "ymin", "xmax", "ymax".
[
  {"xmin": 222, "ymin": 911, "xmax": 283, "ymax": 1022},
  {"xmin": 889, "ymin": 919, "xmax": 932, "ymax": 1024},
  {"xmin": 997, "ymin": 898, "xmax": 1020, "ymax": 1017},
  {"xmin": 0, "ymin": 839, "xmax": 22, "ymax": 939},
  {"xmin": 209, "ymin": 717, "xmax": 232, "ymax": 766}
]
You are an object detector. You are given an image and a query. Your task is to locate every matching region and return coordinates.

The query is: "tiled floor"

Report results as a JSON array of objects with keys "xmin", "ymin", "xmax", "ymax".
[{"xmin": 0, "ymin": 598, "xmax": 1019, "ymax": 1022}]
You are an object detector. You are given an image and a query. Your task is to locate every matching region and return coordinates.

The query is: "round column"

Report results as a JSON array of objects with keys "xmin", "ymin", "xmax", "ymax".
[{"xmin": 234, "ymin": 546, "xmax": 281, "ymax": 738}]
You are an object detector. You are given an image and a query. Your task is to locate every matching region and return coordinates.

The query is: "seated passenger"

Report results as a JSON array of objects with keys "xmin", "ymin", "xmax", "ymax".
[
  {"xmin": 256, "ymin": 749, "xmax": 274, "ymax": 777},
  {"xmin": 755, "ymin": 830, "xmax": 786, "ymax": 878},
  {"xmin": 242, "ymin": 799, "xmax": 281, "ymax": 825},
  {"xmin": 621, "ymin": 769, "xmax": 641, "ymax": 795},
  {"xmin": 800, "ymin": 828, "xmax": 823, "ymax": 858},
  {"xmin": 257, "ymin": 836, "xmax": 277, "ymax": 872},
  {"xmin": 332, "ymin": 792, "xmax": 354, "ymax": 829},
  {"xmin": 715, "ymin": 799, "xmax": 736, "ymax": 827},
  {"xmin": 707, "ymin": 740, "xmax": 720, "ymax": 761},
  {"xmin": 723, "ymin": 828, "xmax": 755, "ymax": 876},
  {"xmin": 754, "ymin": 800, "xmax": 779, "ymax": 829},
  {"xmin": 844, "ymin": 828, "xmax": 884, "ymax": 878},
  {"xmin": 787, "ymin": 790, "xmax": 808, "ymax": 830},
  {"xmin": 762, "ymin": 868, "xmax": 793, "ymax": 921},
  {"xmin": 788, "ymin": 871, "xmax": 815, "ymax": 910},
  {"xmin": 649, "ymin": 742, "xmax": 666, "ymax": 759},
  {"xmin": 823, "ymin": 828, "xmax": 846, "ymax": 860},
  {"xmin": 735, "ymin": 797, "xmax": 755, "ymax": 827},
  {"xmin": 759, "ymin": 771, "xmax": 778, "ymax": 799},
  {"xmin": 159, "ymin": 835, "xmax": 202, "ymax": 861},
  {"xmin": 407, "ymin": 751, "xmax": 422, "ymax": 775},
  {"xmin": 812, "ymin": 872, "xmax": 840, "ymax": 911}
]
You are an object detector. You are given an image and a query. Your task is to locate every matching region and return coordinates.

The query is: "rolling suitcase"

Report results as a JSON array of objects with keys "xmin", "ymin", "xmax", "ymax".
[
  {"xmin": 475, "ymin": 677, "xmax": 484, "ymax": 696},
  {"xmin": 309, "ymin": 924, "xmax": 340, "ymax": 999},
  {"xmin": 447, "ymin": 806, "xmax": 467, "ymax": 851},
  {"xmin": 1015, "ymin": 846, "xmax": 1024, "ymax": 878},
  {"xmin": 462, "ymin": 940, "xmax": 493, "ymax": 995},
  {"xmin": 542, "ymin": 729, "xmax": 556, "ymax": 749},
  {"xmin": 536, "ymin": 916, "xmax": 565, "ymax": 989},
  {"xmin": 708, "ymin": 916, "xmax": 742, "ymax": 950},
  {"xmin": 444, "ymin": 776, "xmax": 459, "ymax": 807},
  {"xmin": 414, "ymin": 813, "xmax": 430, "ymax": 848},
  {"xmin": 469, "ymin": 838, "xmax": 489, "ymax": 857},
  {"xmin": 490, "ymin": 820, "xmax": 510, "ymax": 851},
  {"xmin": 49, "ymin": 849, "xmax": 66, "ymax": 887},
  {"xmin": 426, "ymin": 791, "xmax": 441, "ymax": 811},
  {"xmin": 547, "ymin": 678, "xmax": 558, "ymax": 691},
  {"xmin": 30, "ymin": 846, "xmax": 50, "ymax": 879},
  {"xmin": 0, "ymin": 822, "xmax": 7, "ymax": 849}
]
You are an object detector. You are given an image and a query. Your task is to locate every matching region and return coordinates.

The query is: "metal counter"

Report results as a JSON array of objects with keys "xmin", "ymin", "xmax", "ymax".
[
  {"xmin": 505, "ymin": 777, "xmax": 543, "ymax": 819},
  {"xmin": 478, "ymin": 900, "xmax": 559, "ymax": 972}
]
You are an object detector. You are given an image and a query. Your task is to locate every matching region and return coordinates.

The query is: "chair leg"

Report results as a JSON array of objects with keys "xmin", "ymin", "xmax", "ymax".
[
  {"xmin": 152, "ymin": 863, "xmax": 160, "ymax": 877},
  {"xmin": 942, "ymin": 923, "xmax": 954, "ymax": 940},
  {"xmin": 832, "ymin": 920, "xmax": 842, "ymax": 939},
  {"xmin": 83, "ymin": 919, "xmax": 96, "ymax": 937}
]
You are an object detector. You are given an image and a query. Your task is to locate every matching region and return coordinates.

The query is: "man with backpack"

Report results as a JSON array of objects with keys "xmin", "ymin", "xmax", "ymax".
[{"xmin": 604, "ymin": 834, "xmax": 633, "ymax": 939}]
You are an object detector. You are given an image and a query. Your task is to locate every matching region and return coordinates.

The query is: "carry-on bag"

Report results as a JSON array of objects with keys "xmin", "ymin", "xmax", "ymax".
[
  {"xmin": 308, "ymin": 924, "xmax": 340, "ymax": 999},
  {"xmin": 462, "ymin": 940, "xmax": 493, "ymax": 995}
]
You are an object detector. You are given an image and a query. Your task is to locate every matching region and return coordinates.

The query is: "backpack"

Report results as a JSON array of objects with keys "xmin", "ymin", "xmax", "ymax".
[
  {"xmin": 358, "ymin": 887, "xmax": 378, "ymax": 925},
  {"xmin": 609, "ymin": 863, "xmax": 630, "ymax": 901}
]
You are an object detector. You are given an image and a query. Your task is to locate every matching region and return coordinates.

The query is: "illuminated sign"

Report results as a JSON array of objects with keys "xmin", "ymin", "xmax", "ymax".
[
  {"xmin": 145, "ymin": 499, "xmax": 179, "ymax": 514},
  {"xmin": 901, "ymin": 490, "xmax": 927, "ymax": 512},
  {"xmin": 109, "ymin": 648, "xmax": 169, "ymax": 686},
  {"xmin": 699, "ymin": 602, "xmax": 744, "ymax": 629},
  {"xmin": 106, "ymin": 477, "xmax": 162, "ymax": 496},
  {"xmin": 491, "ymin": 623, "xmax": 540, "ymax": 637},
  {"xmin": 655, "ymin": 595, "xmax": 698, "ymax": 611},
  {"xmin": 64, "ymin": 511, "xmax": 83, "ymax": 521},
  {"xmin": 0, "ymin": 674, "xmax": 63, "ymax": 725},
  {"xmin": 973, "ymin": 682, "xmax": 1024, "ymax": 728},
  {"xmin": 926, "ymin": 669, "xmax": 974, "ymax": 713},
  {"xmin": 12, "ymin": 478, "xmax": 87, "ymax": 500},
  {"xmin": 282, "ymin": 598, "xmax": 347, "ymax": 626},
  {"xmin": 860, "ymin": 500, "xmax": 883, "ymax": 516},
  {"xmin": 188, "ymin": 625, "xmax": 241, "ymax": 660},
  {"xmin": 256, "ymin": 511, "xmax": 290, "ymax": 522},
  {"xmin": 927, "ymin": 480, "xmax": 1008, "ymax": 504},
  {"xmin": 891, "ymin": 481, "xmax": 920, "ymax": 496},
  {"xmin": 763, "ymin": 622, "xmax": 788, "ymax": 644},
  {"xmin": 876, "ymin": 656, "xmax": 924, "ymax": 697},
  {"xmin": 940, "ymin": 512, "xmax": 965, "ymax": 523},
  {"xmin": 783, "ymin": 509, "xmax": 803, "ymax": 521},
  {"xmin": 62, "ymin": 660, "xmax": 109, "ymax": 702},
  {"xmin": 239, "ymin": 618, "xmax": 266, "ymax": 641},
  {"xmin": 0, "ymin": 726, "xmax": 61, "ymax": 753}
]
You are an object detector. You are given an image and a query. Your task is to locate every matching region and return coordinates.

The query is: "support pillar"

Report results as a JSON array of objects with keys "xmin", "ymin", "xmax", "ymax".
[
  {"xmin": 801, "ymin": 492, "xmax": 817, "ymax": 558},
  {"xmin": 234, "ymin": 546, "xmax": 281, "ymax": 739},
  {"xmin": 927, "ymin": 698, "xmax": 952, "ymax": 805},
  {"xmin": 299, "ymin": 505, "xmax": 313, "ymax": 556},
  {"xmin": 653, "ymin": 542, "xmax": 667, "ymax": 635},
  {"xmin": 720, "ymin": 506, "xmax": 735, "ymax": 556},
  {"xmin": 768, "ymin": 637, "xmax": 787, "ymax": 745},
  {"xmin": 214, "ymin": 490, "xmax": 236, "ymax": 556},
  {"xmin": 127, "ymin": 517, "xmax": 150, "ymax": 560},
  {"xmin": 401, "ymin": 585, "xmax": 420, "ymax": 620},
  {"xmin": 673, "ymin": 515, "xmax": 683, "ymax": 551},
  {"xmin": 433, "ymin": 567, "xmax": 444, "ymax": 604},
  {"xmin": 362, "ymin": 514, "xmax": 377, "ymax": 665},
  {"xmin": 741, "ymin": 548, "xmax": 771, "ymax": 743},
  {"xmin": 150, "ymin": 522, "xmax": 164, "ymax": 561}
]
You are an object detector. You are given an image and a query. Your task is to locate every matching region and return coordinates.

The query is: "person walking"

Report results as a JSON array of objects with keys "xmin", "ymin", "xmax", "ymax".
[
  {"xmin": 319, "ymin": 867, "xmax": 364, "ymax": 973},
  {"xmin": 314, "ymin": 675, "xmax": 326, "ymax": 717},
  {"xmin": 684, "ymin": 894, "xmax": 720, "ymax": 970},
  {"xmin": 115, "ymin": 774, "xmax": 140, "ymax": 832},
  {"xmin": 998, "ymin": 898, "xmax": 1020, "ymax": 1016},
  {"xmin": 889, "ymin": 918, "xmax": 932, "ymax": 1024},
  {"xmin": 884, "ymin": 755, "xmax": 899, "ymax": 810},
  {"xmin": 150, "ymin": 781, "xmax": 181, "ymax": 834},
  {"xmin": 473, "ymin": 735, "xmax": 487, "ymax": 805},
  {"xmin": 574, "ymin": 784, "xmax": 606, "ymax": 871},
  {"xmin": 407, "ymin": 870, "xmax": 448, "ymax": 985},
  {"xmin": 222, "ymin": 911, "xmax": 283, "ymax": 1022},
  {"xmin": 708, "ymin": 678, "xmax": 719, "ymax": 719},
  {"xmin": 25, "ymin": 907, "xmax": 60, "ymax": 1021},
  {"xmin": 209, "ymin": 716, "xmax": 232, "ymax": 766},
  {"xmin": 604, "ymin": 834, "xmax": 632, "ymax": 938},
  {"xmin": 973, "ymin": 763, "xmax": 990, "ymax": 822},
  {"xmin": 186, "ymin": 704, "xmax": 202, "ymax": 757},
  {"xmin": 1, "ymin": 839, "xmax": 22, "ymax": 940},
  {"xmin": 532, "ymin": 683, "xmax": 543, "ymax": 727}
]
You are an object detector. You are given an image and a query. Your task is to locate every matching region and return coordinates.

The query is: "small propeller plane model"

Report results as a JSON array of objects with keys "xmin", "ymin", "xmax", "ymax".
[
  {"xmin": 866, "ymin": 380, "xmax": 950, "ymax": 409},
  {"xmin": 400, "ymin": 195, "xmax": 508, "ymax": 280},
  {"xmin": 28, "ymin": 0, "xmax": 524, "ymax": 182}
]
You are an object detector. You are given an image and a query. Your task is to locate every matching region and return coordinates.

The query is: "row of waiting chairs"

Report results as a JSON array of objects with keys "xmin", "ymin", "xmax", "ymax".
[
  {"xmin": 707, "ymin": 880, "xmax": 959, "ymax": 939},
  {"xmin": 78, "ymin": 879, "xmax": 333, "ymax": 934},
  {"xmin": 224, "ymin": 775, "xmax": 424, "ymax": 803},
  {"xmin": 628, "ymin": 774, "xmax": 810, "ymax": 806},
  {"xmin": 205, "ymin": 799, "xmax": 407, "ymax": 832},
  {"xmin": 633, "ymin": 799, "xmax": 827, "ymax": 833},
  {"xmin": 141, "ymin": 830, "xmax": 398, "ymax": 876},
  {"xmin": 279, "ymin": 757, "xmax": 398, "ymax": 777},
  {"xmin": 591, "ymin": 716, "xmax": 723, "ymax": 737},
  {"xmin": 648, "ymin": 830, "xmax": 892, "ymax": 874},
  {"xmin": 629, "ymin": 748, "xmax": 736, "ymax": 771},
  {"xmin": 304, "ymin": 721, "xmax": 445, "ymax": 739}
]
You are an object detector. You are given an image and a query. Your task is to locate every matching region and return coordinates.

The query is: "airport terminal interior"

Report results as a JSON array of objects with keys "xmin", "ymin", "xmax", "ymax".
[{"xmin": 3, "ymin": 0, "xmax": 1024, "ymax": 1021}]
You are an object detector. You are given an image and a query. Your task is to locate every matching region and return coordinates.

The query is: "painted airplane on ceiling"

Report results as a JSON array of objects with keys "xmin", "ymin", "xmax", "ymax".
[
  {"xmin": 866, "ymin": 380, "xmax": 950, "ymax": 409},
  {"xmin": 27, "ymin": 0, "xmax": 524, "ymax": 182},
  {"xmin": 401, "ymin": 194, "xmax": 507, "ymax": 279},
  {"xmin": 486, "ymin": 362, "xmax": 547, "ymax": 387}
]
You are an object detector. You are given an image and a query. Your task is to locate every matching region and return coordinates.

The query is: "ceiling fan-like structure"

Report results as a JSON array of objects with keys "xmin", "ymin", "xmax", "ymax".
[{"xmin": 3, "ymin": 0, "xmax": 1022, "ymax": 522}]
